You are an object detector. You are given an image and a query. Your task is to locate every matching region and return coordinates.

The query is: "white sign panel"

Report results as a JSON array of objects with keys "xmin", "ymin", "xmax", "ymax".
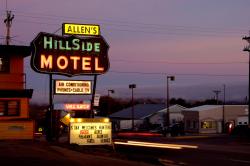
[
  {"xmin": 70, "ymin": 121, "xmax": 112, "ymax": 145},
  {"xmin": 93, "ymin": 94, "xmax": 101, "ymax": 106},
  {"xmin": 55, "ymin": 80, "xmax": 91, "ymax": 95}
]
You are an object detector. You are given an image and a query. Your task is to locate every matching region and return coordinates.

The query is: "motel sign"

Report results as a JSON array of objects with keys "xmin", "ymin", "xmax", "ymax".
[{"xmin": 30, "ymin": 32, "xmax": 109, "ymax": 76}]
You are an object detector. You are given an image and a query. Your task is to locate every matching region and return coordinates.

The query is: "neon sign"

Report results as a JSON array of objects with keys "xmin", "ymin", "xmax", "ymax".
[
  {"xmin": 63, "ymin": 23, "xmax": 100, "ymax": 36},
  {"xmin": 64, "ymin": 103, "xmax": 91, "ymax": 110},
  {"xmin": 30, "ymin": 32, "xmax": 109, "ymax": 76}
]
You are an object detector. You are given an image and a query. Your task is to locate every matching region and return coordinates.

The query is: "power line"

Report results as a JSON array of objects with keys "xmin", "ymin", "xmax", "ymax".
[
  {"xmin": 2, "ymin": 9, "xmax": 246, "ymax": 38},
  {"xmin": 11, "ymin": 39, "xmax": 28, "ymax": 45},
  {"xmin": 109, "ymin": 70, "xmax": 247, "ymax": 77},
  {"xmin": 8, "ymin": 10, "xmax": 246, "ymax": 32},
  {"xmin": 111, "ymin": 59, "xmax": 247, "ymax": 65},
  {"xmin": 14, "ymin": 13, "xmax": 245, "ymax": 34},
  {"xmin": 13, "ymin": 18, "xmax": 242, "ymax": 38}
]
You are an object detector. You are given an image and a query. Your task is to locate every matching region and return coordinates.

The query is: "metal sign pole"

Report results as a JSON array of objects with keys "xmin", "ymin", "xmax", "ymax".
[
  {"xmin": 91, "ymin": 75, "xmax": 97, "ymax": 118},
  {"xmin": 49, "ymin": 74, "xmax": 54, "ymax": 141}
]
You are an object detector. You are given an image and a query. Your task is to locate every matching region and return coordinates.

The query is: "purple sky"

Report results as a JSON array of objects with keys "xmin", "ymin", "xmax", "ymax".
[{"xmin": 1, "ymin": 0, "xmax": 250, "ymax": 103}]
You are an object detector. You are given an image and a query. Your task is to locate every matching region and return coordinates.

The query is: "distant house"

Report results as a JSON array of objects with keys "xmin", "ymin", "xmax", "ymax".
[
  {"xmin": 147, "ymin": 104, "xmax": 186, "ymax": 127},
  {"xmin": 109, "ymin": 104, "xmax": 165, "ymax": 130},
  {"xmin": 109, "ymin": 104, "xmax": 186, "ymax": 130},
  {"xmin": 182, "ymin": 105, "xmax": 248, "ymax": 134}
]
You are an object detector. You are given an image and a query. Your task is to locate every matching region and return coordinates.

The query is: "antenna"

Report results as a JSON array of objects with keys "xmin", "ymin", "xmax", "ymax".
[
  {"xmin": 4, "ymin": 10, "xmax": 14, "ymax": 45},
  {"xmin": 6, "ymin": 0, "xmax": 8, "ymax": 11}
]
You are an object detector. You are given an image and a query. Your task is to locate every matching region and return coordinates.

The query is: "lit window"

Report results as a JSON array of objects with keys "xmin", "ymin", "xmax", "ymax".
[
  {"xmin": 201, "ymin": 121, "xmax": 216, "ymax": 129},
  {"xmin": 0, "ymin": 56, "xmax": 10, "ymax": 73},
  {"xmin": 0, "ymin": 100, "xmax": 20, "ymax": 116}
]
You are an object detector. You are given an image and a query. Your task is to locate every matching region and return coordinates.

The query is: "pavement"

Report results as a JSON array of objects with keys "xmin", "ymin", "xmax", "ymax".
[
  {"xmin": 1, "ymin": 133, "xmax": 249, "ymax": 166},
  {"xmin": 113, "ymin": 132, "xmax": 250, "ymax": 154},
  {"xmin": 38, "ymin": 133, "xmax": 250, "ymax": 156},
  {"xmin": 50, "ymin": 145, "xmax": 154, "ymax": 166},
  {"xmin": 0, "ymin": 140, "xmax": 154, "ymax": 166}
]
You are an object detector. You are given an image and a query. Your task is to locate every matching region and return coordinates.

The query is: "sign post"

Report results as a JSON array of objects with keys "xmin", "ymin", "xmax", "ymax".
[{"xmin": 30, "ymin": 24, "xmax": 110, "ymax": 143}]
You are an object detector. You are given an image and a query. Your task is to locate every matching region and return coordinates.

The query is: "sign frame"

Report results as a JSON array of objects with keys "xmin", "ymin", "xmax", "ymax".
[
  {"xmin": 62, "ymin": 23, "xmax": 100, "ymax": 36},
  {"xmin": 54, "ymin": 79, "xmax": 92, "ymax": 95},
  {"xmin": 30, "ymin": 32, "xmax": 110, "ymax": 77}
]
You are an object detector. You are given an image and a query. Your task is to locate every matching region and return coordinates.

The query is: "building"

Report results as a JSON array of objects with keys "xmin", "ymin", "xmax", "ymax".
[
  {"xmin": 182, "ymin": 105, "xmax": 248, "ymax": 134},
  {"xmin": 109, "ymin": 104, "xmax": 186, "ymax": 130},
  {"xmin": 148, "ymin": 104, "xmax": 186, "ymax": 126},
  {"xmin": 0, "ymin": 45, "xmax": 34, "ymax": 140},
  {"xmin": 109, "ymin": 104, "xmax": 166, "ymax": 130}
]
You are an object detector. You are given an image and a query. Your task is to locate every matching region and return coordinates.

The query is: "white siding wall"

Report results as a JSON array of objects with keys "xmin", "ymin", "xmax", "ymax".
[
  {"xmin": 120, "ymin": 120, "xmax": 143, "ymax": 130},
  {"xmin": 149, "ymin": 113, "xmax": 164, "ymax": 126}
]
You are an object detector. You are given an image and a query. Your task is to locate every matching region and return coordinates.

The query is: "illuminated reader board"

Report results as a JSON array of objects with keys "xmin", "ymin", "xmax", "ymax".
[{"xmin": 70, "ymin": 118, "xmax": 111, "ymax": 145}]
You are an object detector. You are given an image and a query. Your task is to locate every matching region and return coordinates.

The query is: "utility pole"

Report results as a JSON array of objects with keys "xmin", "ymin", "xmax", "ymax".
[
  {"xmin": 213, "ymin": 90, "xmax": 221, "ymax": 105},
  {"xmin": 222, "ymin": 84, "xmax": 226, "ymax": 133},
  {"xmin": 129, "ymin": 84, "xmax": 136, "ymax": 130},
  {"xmin": 243, "ymin": 32, "xmax": 250, "ymax": 128},
  {"xmin": 4, "ymin": 10, "xmax": 14, "ymax": 45}
]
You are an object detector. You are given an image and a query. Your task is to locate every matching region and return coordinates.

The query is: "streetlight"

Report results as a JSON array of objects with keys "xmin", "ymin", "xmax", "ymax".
[
  {"xmin": 166, "ymin": 76, "xmax": 175, "ymax": 127},
  {"xmin": 107, "ymin": 89, "xmax": 115, "ymax": 115},
  {"xmin": 129, "ymin": 84, "xmax": 136, "ymax": 130},
  {"xmin": 243, "ymin": 34, "xmax": 250, "ymax": 128}
]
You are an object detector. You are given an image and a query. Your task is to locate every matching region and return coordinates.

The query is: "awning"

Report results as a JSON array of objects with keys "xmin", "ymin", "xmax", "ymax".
[
  {"xmin": 0, "ymin": 45, "xmax": 31, "ymax": 57},
  {"xmin": 0, "ymin": 89, "xmax": 33, "ymax": 98}
]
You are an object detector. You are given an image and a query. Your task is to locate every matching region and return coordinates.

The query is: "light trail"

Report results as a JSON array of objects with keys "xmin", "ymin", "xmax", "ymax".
[
  {"xmin": 114, "ymin": 140, "xmax": 198, "ymax": 149},
  {"xmin": 114, "ymin": 141, "xmax": 182, "ymax": 149}
]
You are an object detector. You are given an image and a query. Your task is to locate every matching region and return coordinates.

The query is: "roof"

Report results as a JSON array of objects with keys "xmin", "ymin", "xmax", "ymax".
[
  {"xmin": 183, "ymin": 105, "xmax": 222, "ymax": 112},
  {"xmin": 109, "ymin": 104, "xmax": 166, "ymax": 119},
  {"xmin": 0, "ymin": 45, "xmax": 31, "ymax": 57},
  {"xmin": 158, "ymin": 104, "xmax": 187, "ymax": 113},
  {"xmin": 0, "ymin": 89, "xmax": 33, "ymax": 98}
]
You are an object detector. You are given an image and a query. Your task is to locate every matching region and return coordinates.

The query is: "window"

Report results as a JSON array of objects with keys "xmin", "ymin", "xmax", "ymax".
[
  {"xmin": 201, "ymin": 121, "xmax": 217, "ymax": 129},
  {"xmin": 0, "ymin": 56, "xmax": 10, "ymax": 73},
  {"xmin": 0, "ymin": 100, "xmax": 20, "ymax": 116}
]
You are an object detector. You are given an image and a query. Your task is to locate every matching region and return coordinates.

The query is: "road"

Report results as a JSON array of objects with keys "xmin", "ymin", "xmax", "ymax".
[
  {"xmin": 0, "ymin": 141, "xmax": 152, "ymax": 166},
  {"xmin": 114, "ymin": 135, "xmax": 250, "ymax": 166},
  {"xmin": 0, "ymin": 135, "xmax": 249, "ymax": 166}
]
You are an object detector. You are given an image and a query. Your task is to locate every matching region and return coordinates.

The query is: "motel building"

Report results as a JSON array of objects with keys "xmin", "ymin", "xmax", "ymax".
[
  {"xmin": 0, "ymin": 45, "xmax": 34, "ymax": 140},
  {"xmin": 182, "ymin": 105, "xmax": 248, "ymax": 134}
]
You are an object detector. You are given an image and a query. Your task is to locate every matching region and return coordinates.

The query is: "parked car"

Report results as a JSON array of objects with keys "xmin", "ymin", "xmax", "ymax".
[
  {"xmin": 150, "ymin": 123, "xmax": 185, "ymax": 137},
  {"xmin": 231, "ymin": 125, "xmax": 250, "ymax": 137},
  {"xmin": 161, "ymin": 123, "xmax": 185, "ymax": 137},
  {"xmin": 149, "ymin": 126, "xmax": 164, "ymax": 134}
]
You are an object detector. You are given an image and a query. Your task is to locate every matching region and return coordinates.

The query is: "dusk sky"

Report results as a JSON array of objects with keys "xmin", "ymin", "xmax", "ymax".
[{"xmin": 1, "ymin": 0, "xmax": 250, "ymax": 103}]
